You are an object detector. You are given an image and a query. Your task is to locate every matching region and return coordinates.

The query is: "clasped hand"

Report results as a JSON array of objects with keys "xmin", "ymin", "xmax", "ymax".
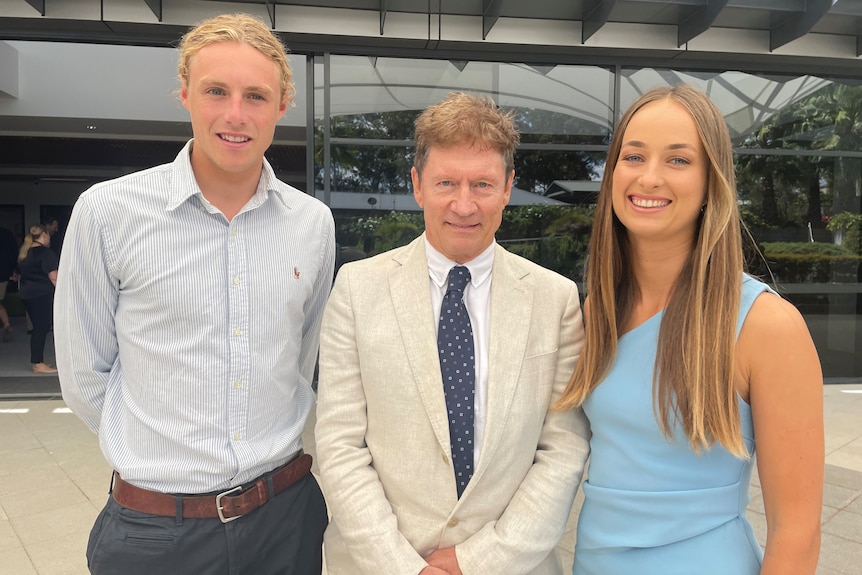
[{"xmin": 420, "ymin": 547, "xmax": 463, "ymax": 575}]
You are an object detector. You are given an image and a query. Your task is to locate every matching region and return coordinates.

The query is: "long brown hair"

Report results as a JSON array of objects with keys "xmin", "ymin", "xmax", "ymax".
[
  {"xmin": 556, "ymin": 84, "xmax": 747, "ymax": 457},
  {"xmin": 18, "ymin": 224, "xmax": 47, "ymax": 263}
]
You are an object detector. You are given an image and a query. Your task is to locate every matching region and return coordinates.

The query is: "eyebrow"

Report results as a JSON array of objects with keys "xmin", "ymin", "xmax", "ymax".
[
  {"xmin": 623, "ymin": 140, "xmax": 698, "ymax": 152},
  {"xmin": 200, "ymin": 79, "xmax": 276, "ymax": 95}
]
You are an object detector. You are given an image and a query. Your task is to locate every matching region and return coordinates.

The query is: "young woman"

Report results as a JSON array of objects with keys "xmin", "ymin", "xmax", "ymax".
[
  {"xmin": 18, "ymin": 224, "xmax": 59, "ymax": 374},
  {"xmin": 558, "ymin": 84, "xmax": 823, "ymax": 574}
]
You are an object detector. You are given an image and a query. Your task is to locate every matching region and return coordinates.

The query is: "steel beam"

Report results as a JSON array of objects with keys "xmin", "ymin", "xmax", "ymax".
[
  {"xmin": 25, "ymin": 0, "xmax": 45, "ymax": 16},
  {"xmin": 678, "ymin": 0, "xmax": 729, "ymax": 47},
  {"xmin": 482, "ymin": 0, "xmax": 503, "ymax": 40},
  {"xmin": 265, "ymin": 0, "xmax": 275, "ymax": 29},
  {"xmin": 770, "ymin": 0, "xmax": 836, "ymax": 51},
  {"xmin": 144, "ymin": 0, "xmax": 161, "ymax": 22},
  {"xmin": 582, "ymin": 0, "xmax": 617, "ymax": 43},
  {"xmin": 449, "ymin": 60, "xmax": 468, "ymax": 72}
]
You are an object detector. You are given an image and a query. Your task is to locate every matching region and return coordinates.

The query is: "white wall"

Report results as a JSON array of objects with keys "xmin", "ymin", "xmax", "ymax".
[{"xmin": 0, "ymin": 40, "xmax": 308, "ymax": 133}]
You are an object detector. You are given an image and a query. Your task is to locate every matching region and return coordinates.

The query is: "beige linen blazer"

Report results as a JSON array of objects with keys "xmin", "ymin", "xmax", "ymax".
[{"xmin": 316, "ymin": 236, "xmax": 590, "ymax": 575}]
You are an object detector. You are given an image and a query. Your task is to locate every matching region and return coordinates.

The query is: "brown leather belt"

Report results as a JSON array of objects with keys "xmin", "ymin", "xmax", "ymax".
[{"xmin": 111, "ymin": 452, "xmax": 312, "ymax": 523}]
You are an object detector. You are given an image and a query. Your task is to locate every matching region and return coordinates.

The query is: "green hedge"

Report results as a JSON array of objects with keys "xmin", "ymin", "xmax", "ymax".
[
  {"xmin": 760, "ymin": 241, "xmax": 851, "ymax": 256},
  {"xmin": 761, "ymin": 253, "xmax": 861, "ymax": 283}
]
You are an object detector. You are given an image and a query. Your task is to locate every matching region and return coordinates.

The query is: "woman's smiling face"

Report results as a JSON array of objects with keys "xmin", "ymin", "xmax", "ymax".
[{"xmin": 611, "ymin": 98, "xmax": 708, "ymax": 245}]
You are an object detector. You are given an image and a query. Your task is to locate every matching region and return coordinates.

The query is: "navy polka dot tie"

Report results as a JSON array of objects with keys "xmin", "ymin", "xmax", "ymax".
[{"xmin": 437, "ymin": 266, "xmax": 475, "ymax": 498}]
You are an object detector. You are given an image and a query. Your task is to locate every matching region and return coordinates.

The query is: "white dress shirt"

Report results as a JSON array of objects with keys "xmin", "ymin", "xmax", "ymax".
[
  {"xmin": 424, "ymin": 236, "xmax": 494, "ymax": 470},
  {"xmin": 55, "ymin": 140, "xmax": 335, "ymax": 494}
]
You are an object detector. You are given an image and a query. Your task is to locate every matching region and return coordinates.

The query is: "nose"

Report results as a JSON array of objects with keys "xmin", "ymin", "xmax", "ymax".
[
  {"xmin": 224, "ymin": 95, "xmax": 247, "ymax": 125},
  {"xmin": 638, "ymin": 160, "xmax": 663, "ymax": 190},
  {"xmin": 450, "ymin": 183, "xmax": 477, "ymax": 216}
]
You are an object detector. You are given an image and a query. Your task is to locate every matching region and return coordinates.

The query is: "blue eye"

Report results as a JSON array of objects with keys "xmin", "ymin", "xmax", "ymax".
[
  {"xmin": 671, "ymin": 157, "xmax": 691, "ymax": 166},
  {"xmin": 207, "ymin": 88, "xmax": 225, "ymax": 96}
]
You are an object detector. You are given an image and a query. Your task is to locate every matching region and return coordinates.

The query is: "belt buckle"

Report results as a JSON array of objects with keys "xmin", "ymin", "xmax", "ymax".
[{"xmin": 216, "ymin": 486, "xmax": 243, "ymax": 523}]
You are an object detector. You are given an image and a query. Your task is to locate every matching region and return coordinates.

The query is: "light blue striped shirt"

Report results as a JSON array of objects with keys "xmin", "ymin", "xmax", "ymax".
[{"xmin": 55, "ymin": 140, "xmax": 335, "ymax": 494}]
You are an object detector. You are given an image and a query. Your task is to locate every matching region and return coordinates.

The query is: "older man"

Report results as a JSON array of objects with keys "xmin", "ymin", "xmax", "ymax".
[{"xmin": 316, "ymin": 92, "xmax": 590, "ymax": 575}]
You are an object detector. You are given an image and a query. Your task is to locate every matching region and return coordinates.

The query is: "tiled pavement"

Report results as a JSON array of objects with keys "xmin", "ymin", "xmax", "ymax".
[{"xmin": 1, "ymin": 384, "xmax": 861, "ymax": 575}]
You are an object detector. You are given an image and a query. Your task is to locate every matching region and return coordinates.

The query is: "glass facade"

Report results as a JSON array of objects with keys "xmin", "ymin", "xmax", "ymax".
[
  {"xmin": 314, "ymin": 55, "xmax": 612, "ymax": 286},
  {"xmin": 3, "ymin": 44, "xmax": 860, "ymax": 382},
  {"xmin": 622, "ymin": 70, "xmax": 862, "ymax": 379},
  {"xmin": 309, "ymin": 55, "xmax": 862, "ymax": 381}
]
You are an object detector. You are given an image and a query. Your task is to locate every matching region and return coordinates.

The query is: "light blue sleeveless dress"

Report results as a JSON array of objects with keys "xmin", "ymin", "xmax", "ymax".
[{"xmin": 573, "ymin": 275, "xmax": 772, "ymax": 575}]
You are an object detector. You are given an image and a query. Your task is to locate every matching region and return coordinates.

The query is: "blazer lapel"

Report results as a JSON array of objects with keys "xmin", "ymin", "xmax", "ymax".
[
  {"xmin": 389, "ymin": 238, "xmax": 451, "ymax": 453},
  {"xmin": 472, "ymin": 247, "xmax": 533, "ymax": 482}
]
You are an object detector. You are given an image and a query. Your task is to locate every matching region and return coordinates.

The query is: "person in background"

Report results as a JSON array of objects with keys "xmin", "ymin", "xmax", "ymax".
[
  {"xmin": 0, "ymin": 225, "xmax": 18, "ymax": 341},
  {"xmin": 43, "ymin": 216, "xmax": 62, "ymax": 254},
  {"xmin": 316, "ymin": 92, "xmax": 590, "ymax": 575},
  {"xmin": 44, "ymin": 217, "xmax": 59, "ymax": 236},
  {"xmin": 556, "ymin": 84, "xmax": 823, "ymax": 575},
  {"xmin": 17, "ymin": 224, "xmax": 58, "ymax": 373},
  {"xmin": 55, "ymin": 13, "xmax": 333, "ymax": 575}
]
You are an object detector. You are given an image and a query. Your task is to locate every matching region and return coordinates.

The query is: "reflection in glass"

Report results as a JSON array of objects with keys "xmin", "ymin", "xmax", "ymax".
[
  {"xmin": 332, "ymin": 204, "xmax": 593, "ymax": 284},
  {"xmin": 320, "ymin": 144, "xmax": 414, "ymax": 194},
  {"xmin": 318, "ymin": 55, "xmax": 613, "ymax": 204},
  {"xmin": 736, "ymin": 153, "xmax": 862, "ymax": 378},
  {"xmin": 322, "ymin": 57, "xmax": 614, "ymax": 144},
  {"xmin": 315, "ymin": 59, "xmax": 862, "ymax": 378},
  {"xmin": 620, "ymin": 69, "xmax": 831, "ymax": 141},
  {"xmin": 515, "ymin": 151, "xmax": 605, "ymax": 199}
]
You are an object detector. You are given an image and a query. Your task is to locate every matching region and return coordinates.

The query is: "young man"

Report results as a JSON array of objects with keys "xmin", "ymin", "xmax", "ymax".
[
  {"xmin": 315, "ymin": 92, "xmax": 590, "ymax": 575},
  {"xmin": 55, "ymin": 13, "xmax": 333, "ymax": 574}
]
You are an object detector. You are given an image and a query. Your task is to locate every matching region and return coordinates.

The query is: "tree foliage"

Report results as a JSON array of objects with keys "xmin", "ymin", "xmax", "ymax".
[{"xmin": 736, "ymin": 82, "xmax": 862, "ymax": 231}]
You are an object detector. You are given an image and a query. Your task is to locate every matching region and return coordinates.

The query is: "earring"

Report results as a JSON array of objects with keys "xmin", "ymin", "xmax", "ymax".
[{"xmin": 700, "ymin": 204, "xmax": 706, "ymax": 214}]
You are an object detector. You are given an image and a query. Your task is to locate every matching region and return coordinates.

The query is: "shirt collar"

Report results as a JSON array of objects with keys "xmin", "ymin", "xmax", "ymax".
[
  {"xmin": 166, "ymin": 139, "xmax": 290, "ymax": 212},
  {"xmin": 424, "ymin": 234, "xmax": 495, "ymax": 289}
]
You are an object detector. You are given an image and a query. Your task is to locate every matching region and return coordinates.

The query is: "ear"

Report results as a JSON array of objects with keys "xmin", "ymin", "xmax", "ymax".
[
  {"xmin": 502, "ymin": 170, "xmax": 514, "ymax": 204},
  {"xmin": 411, "ymin": 167, "xmax": 424, "ymax": 208},
  {"xmin": 277, "ymin": 97, "xmax": 288, "ymax": 120},
  {"xmin": 180, "ymin": 77, "xmax": 190, "ymax": 111}
]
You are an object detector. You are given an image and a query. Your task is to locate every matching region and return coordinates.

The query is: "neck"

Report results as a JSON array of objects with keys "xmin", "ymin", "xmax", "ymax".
[
  {"xmin": 198, "ymin": 182, "xmax": 257, "ymax": 222},
  {"xmin": 627, "ymin": 236, "xmax": 693, "ymax": 312},
  {"xmin": 189, "ymin": 153, "xmax": 261, "ymax": 222}
]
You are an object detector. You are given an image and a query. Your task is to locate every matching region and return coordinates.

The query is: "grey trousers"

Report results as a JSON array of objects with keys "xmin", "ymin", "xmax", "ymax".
[{"xmin": 86, "ymin": 472, "xmax": 327, "ymax": 575}]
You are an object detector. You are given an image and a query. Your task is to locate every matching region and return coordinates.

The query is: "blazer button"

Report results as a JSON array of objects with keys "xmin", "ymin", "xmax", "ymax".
[
  {"xmin": 447, "ymin": 518, "xmax": 459, "ymax": 528},
  {"xmin": 442, "ymin": 452, "xmax": 449, "ymax": 464}
]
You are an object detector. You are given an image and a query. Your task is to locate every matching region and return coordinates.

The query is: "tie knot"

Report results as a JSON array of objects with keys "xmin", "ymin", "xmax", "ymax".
[{"xmin": 446, "ymin": 266, "xmax": 471, "ymax": 295}]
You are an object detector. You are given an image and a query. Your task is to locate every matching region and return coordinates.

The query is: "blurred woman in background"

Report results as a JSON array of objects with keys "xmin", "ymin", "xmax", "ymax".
[{"xmin": 18, "ymin": 224, "xmax": 59, "ymax": 374}]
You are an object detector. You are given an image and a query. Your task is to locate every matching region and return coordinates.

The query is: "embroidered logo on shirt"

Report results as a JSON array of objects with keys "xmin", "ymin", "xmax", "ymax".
[{"xmin": 294, "ymin": 267, "xmax": 301, "ymax": 279}]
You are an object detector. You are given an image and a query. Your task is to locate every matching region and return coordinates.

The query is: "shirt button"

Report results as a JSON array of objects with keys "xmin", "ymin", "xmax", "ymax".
[
  {"xmin": 231, "ymin": 229, "xmax": 237, "ymax": 236},
  {"xmin": 234, "ymin": 380, "xmax": 243, "ymax": 389},
  {"xmin": 234, "ymin": 432, "xmax": 241, "ymax": 440},
  {"xmin": 233, "ymin": 277, "xmax": 240, "ymax": 285},
  {"xmin": 234, "ymin": 328, "xmax": 242, "ymax": 336},
  {"xmin": 447, "ymin": 518, "xmax": 459, "ymax": 528}
]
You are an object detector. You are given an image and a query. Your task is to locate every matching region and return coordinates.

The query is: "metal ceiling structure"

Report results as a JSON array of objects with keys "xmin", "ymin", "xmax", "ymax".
[
  {"xmin": 1, "ymin": 0, "xmax": 861, "ymax": 187},
  {"xmin": 2, "ymin": 0, "xmax": 861, "ymax": 57}
]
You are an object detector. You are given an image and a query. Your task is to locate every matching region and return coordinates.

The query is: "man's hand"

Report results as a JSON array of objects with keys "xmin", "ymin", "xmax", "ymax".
[{"xmin": 425, "ymin": 547, "xmax": 463, "ymax": 575}]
